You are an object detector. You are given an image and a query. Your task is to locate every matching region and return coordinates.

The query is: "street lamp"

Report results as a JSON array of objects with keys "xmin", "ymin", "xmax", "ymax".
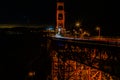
[
  {"xmin": 75, "ymin": 22, "xmax": 82, "ymax": 37},
  {"xmin": 75, "ymin": 22, "xmax": 81, "ymax": 27},
  {"xmin": 79, "ymin": 28, "xmax": 83, "ymax": 33},
  {"xmin": 96, "ymin": 26, "xmax": 101, "ymax": 38},
  {"xmin": 28, "ymin": 71, "xmax": 35, "ymax": 77}
]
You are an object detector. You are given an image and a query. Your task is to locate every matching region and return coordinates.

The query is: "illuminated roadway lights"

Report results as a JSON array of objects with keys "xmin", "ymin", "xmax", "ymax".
[
  {"xmin": 28, "ymin": 71, "xmax": 35, "ymax": 77},
  {"xmin": 75, "ymin": 22, "xmax": 80, "ymax": 27},
  {"xmin": 58, "ymin": 27, "xmax": 61, "ymax": 34},
  {"xmin": 96, "ymin": 26, "xmax": 101, "ymax": 39},
  {"xmin": 54, "ymin": 27, "xmax": 62, "ymax": 38},
  {"xmin": 83, "ymin": 31, "xmax": 90, "ymax": 36},
  {"xmin": 73, "ymin": 29, "xmax": 77, "ymax": 38},
  {"xmin": 79, "ymin": 28, "xmax": 83, "ymax": 36}
]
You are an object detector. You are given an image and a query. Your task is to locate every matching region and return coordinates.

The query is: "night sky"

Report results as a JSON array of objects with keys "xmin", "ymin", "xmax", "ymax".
[{"xmin": 0, "ymin": 0, "xmax": 119, "ymax": 36}]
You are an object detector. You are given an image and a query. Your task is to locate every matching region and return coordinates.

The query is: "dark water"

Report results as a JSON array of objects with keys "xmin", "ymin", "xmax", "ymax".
[{"xmin": 0, "ymin": 28, "xmax": 51, "ymax": 80}]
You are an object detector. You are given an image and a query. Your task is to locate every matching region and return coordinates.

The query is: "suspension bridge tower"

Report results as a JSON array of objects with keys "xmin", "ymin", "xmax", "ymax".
[{"xmin": 56, "ymin": 0, "xmax": 65, "ymax": 34}]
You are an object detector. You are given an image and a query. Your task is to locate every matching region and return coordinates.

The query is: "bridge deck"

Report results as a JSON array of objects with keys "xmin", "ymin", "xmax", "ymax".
[
  {"xmin": 49, "ymin": 36, "xmax": 120, "ymax": 78},
  {"xmin": 51, "ymin": 36, "xmax": 120, "ymax": 47}
]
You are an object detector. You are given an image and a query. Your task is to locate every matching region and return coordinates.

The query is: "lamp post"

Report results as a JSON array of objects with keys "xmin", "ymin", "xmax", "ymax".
[
  {"xmin": 75, "ymin": 22, "xmax": 81, "ymax": 38},
  {"xmin": 75, "ymin": 22, "xmax": 80, "ymax": 27},
  {"xmin": 96, "ymin": 26, "xmax": 101, "ymax": 38}
]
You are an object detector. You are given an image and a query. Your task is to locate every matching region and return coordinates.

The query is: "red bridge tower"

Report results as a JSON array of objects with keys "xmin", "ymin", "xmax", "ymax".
[{"xmin": 56, "ymin": 0, "xmax": 65, "ymax": 34}]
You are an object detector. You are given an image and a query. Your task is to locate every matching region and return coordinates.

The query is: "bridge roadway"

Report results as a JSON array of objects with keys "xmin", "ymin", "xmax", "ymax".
[
  {"xmin": 51, "ymin": 36, "xmax": 120, "ymax": 47},
  {"xmin": 49, "ymin": 36, "xmax": 120, "ymax": 78}
]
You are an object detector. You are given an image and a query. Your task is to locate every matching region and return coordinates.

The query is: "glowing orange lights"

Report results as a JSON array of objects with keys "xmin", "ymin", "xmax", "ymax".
[{"xmin": 28, "ymin": 71, "xmax": 35, "ymax": 77}]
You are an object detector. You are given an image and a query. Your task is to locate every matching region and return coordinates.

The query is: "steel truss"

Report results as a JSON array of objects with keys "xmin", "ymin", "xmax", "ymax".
[
  {"xmin": 47, "ymin": 38, "xmax": 120, "ymax": 80},
  {"xmin": 50, "ymin": 50, "xmax": 119, "ymax": 80}
]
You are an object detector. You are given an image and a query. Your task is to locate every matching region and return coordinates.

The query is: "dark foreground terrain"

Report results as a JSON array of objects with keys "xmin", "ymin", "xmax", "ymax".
[{"xmin": 0, "ymin": 28, "xmax": 51, "ymax": 80}]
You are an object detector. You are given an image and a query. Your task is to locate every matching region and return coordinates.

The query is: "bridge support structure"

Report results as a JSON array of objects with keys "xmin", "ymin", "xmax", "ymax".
[
  {"xmin": 48, "ymin": 38, "xmax": 120, "ymax": 80},
  {"xmin": 50, "ymin": 50, "xmax": 118, "ymax": 80}
]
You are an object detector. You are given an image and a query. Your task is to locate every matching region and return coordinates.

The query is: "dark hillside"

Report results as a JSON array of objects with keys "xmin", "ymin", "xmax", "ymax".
[{"xmin": 0, "ymin": 28, "xmax": 51, "ymax": 80}]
